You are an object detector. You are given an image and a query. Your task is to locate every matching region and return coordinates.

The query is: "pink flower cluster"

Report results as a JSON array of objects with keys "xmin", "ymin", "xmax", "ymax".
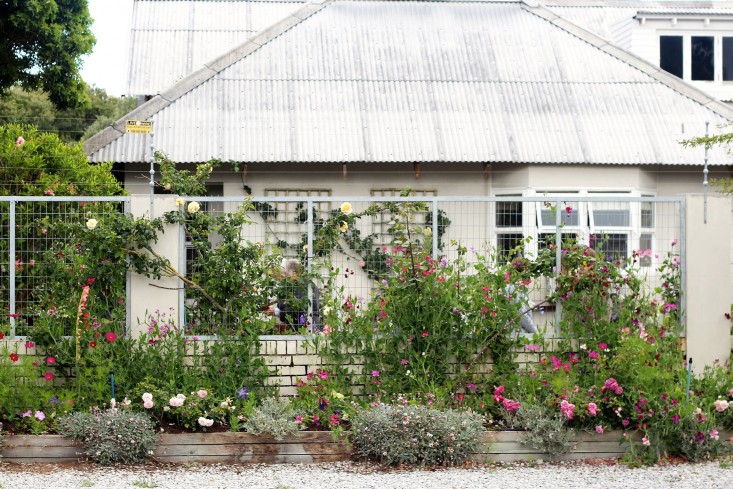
[
  {"xmin": 602, "ymin": 378, "xmax": 624, "ymax": 395},
  {"xmin": 494, "ymin": 386, "xmax": 521, "ymax": 414},
  {"xmin": 587, "ymin": 402, "xmax": 598, "ymax": 417},
  {"xmin": 560, "ymin": 400, "xmax": 575, "ymax": 420},
  {"xmin": 142, "ymin": 392, "xmax": 154, "ymax": 409}
]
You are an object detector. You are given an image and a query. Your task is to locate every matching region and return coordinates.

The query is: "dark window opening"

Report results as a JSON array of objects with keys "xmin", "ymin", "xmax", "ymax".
[
  {"xmin": 723, "ymin": 37, "xmax": 733, "ymax": 81},
  {"xmin": 660, "ymin": 35, "xmax": 683, "ymax": 78},
  {"xmin": 691, "ymin": 36, "xmax": 714, "ymax": 81}
]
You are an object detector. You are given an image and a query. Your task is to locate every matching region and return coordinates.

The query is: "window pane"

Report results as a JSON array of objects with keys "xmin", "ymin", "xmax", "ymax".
[
  {"xmin": 540, "ymin": 208, "xmax": 579, "ymax": 226},
  {"xmin": 641, "ymin": 202, "xmax": 654, "ymax": 228},
  {"xmin": 691, "ymin": 36, "xmax": 714, "ymax": 81},
  {"xmin": 723, "ymin": 37, "xmax": 733, "ymax": 81},
  {"xmin": 639, "ymin": 233, "xmax": 653, "ymax": 267},
  {"xmin": 496, "ymin": 201, "xmax": 522, "ymax": 227},
  {"xmin": 660, "ymin": 35, "xmax": 683, "ymax": 78},
  {"xmin": 592, "ymin": 209, "xmax": 629, "ymax": 226},
  {"xmin": 497, "ymin": 233, "xmax": 524, "ymax": 259},
  {"xmin": 593, "ymin": 234, "xmax": 628, "ymax": 262}
]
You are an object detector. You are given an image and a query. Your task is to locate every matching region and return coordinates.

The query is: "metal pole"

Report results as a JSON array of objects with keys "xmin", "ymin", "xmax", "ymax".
[
  {"xmin": 9, "ymin": 199, "xmax": 16, "ymax": 336},
  {"xmin": 703, "ymin": 121, "xmax": 709, "ymax": 224},
  {"xmin": 431, "ymin": 200, "xmax": 439, "ymax": 254},
  {"xmin": 554, "ymin": 198, "xmax": 562, "ymax": 334},
  {"xmin": 685, "ymin": 358, "xmax": 693, "ymax": 401},
  {"xmin": 149, "ymin": 130, "xmax": 155, "ymax": 219},
  {"xmin": 307, "ymin": 200, "xmax": 314, "ymax": 331}
]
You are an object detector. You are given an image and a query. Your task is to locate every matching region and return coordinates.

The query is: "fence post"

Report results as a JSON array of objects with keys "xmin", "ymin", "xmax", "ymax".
[
  {"xmin": 8, "ymin": 199, "xmax": 15, "ymax": 336},
  {"xmin": 554, "ymin": 198, "xmax": 562, "ymax": 334},
  {"xmin": 684, "ymin": 194, "xmax": 732, "ymax": 372}
]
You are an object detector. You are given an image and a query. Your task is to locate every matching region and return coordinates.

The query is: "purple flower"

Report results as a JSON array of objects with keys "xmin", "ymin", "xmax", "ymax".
[
  {"xmin": 21, "ymin": 410, "xmax": 31, "ymax": 418},
  {"xmin": 237, "ymin": 387, "xmax": 250, "ymax": 400},
  {"xmin": 34, "ymin": 411, "xmax": 45, "ymax": 421},
  {"xmin": 50, "ymin": 396, "xmax": 59, "ymax": 404}
]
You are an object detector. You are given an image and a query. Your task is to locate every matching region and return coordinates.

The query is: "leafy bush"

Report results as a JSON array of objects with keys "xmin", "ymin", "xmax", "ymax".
[
  {"xmin": 511, "ymin": 404, "xmax": 574, "ymax": 456},
  {"xmin": 242, "ymin": 397, "xmax": 303, "ymax": 440},
  {"xmin": 57, "ymin": 409, "xmax": 157, "ymax": 465},
  {"xmin": 350, "ymin": 404, "xmax": 484, "ymax": 466}
]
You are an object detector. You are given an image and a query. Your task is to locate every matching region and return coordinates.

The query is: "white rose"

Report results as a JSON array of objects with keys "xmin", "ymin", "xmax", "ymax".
[
  {"xmin": 86, "ymin": 219, "xmax": 98, "ymax": 230},
  {"xmin": 188, "ymin": 201, "xmax": 201, "ymax": 213}
]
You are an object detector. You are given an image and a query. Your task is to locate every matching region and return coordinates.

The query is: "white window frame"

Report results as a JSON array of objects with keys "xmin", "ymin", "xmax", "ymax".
[{"xmin": 658, "ymin": 31, "xmax": 733, "ymax": 83}]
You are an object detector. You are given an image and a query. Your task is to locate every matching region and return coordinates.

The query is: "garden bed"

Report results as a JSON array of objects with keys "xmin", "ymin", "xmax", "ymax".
[{"xmin": 0, "ymin": 430, "xmax": 647, "ymax": 464}]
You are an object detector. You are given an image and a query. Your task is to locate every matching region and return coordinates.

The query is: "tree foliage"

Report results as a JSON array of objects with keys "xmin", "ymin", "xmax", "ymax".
[
  {"xmin": 0, "ymin": 0, "xmax": 95, "ymax": 109},
  {"xmin": 0, "ymin": 86, "xmax": 135, "ymax": 143},
  {"xmin": 0, "ymin": 123, "xmax": 123, "ymax": 196},
  {"xmin": 681, "ymin": 126, "xmax": 733, "ymax": 193}
]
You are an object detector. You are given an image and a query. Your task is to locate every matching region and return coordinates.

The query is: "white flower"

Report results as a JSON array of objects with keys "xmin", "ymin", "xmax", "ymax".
[
  {"xmin": 86, "ymin": 219, "xmax": 98, "ymax": 230},
  {"xmin": 198, "ymin": 417, "xmax": 214, "ymax": 427},
  {"xmin": 714, "ymin": 399, "xmax": 729, "ymax": 412},
  {"xmin": 169, "ymin": 396, "xmax": 185, "ymax": 407},
  {"xmin": 142, "ymin": 393, "xmax": 153, "ymax": 402},
  {"xmin": 175, "ymin": 197, "xmax": 185, "ymax": 207},
  {"xmin": 340, "ymin": 202, "xmax": 353, "ymax": 214},
  {"xmin": 579, "ymin": 344, "xmax": 587, "ymax": 350},
  {"xmin": 109, "ymin": 398, "xmax": 116, "ymax": 409},
  {"xmin": 164, "ymin": 183, "xmax": 171, "ymax": 190},
  {"xmin": 220, "ymin": 401, "xmax": 229, "ymax": 408},
  {"xmin": 424, "ymin": 227, "xmax": 432, "ymax": 237},
  {"xmin": 188, "ymin": 201, "xmax": 201, "ymax": 213},
  {"xmin": 197, "ymin": 389, "xmax": 208, "ymax": 398}
]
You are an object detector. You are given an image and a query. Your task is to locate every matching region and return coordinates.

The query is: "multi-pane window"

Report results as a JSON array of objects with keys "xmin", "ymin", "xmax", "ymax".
[
  {"xmin": 496, "ymin": 198, "xmax": 524, "ymax": 258},
  {"xmin": 660, "ymin": 34, "xmax": 733, "ymax": 82}
]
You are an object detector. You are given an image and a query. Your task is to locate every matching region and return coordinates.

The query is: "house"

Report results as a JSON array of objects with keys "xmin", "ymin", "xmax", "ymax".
[
  {"xmin": 86, "ymin": 0, "xmax": 732, "ymax": 251},
  {"xmin": 545, "ymin": 0, "xmax": 733, "ymax": 102},
  {"xmin": 83, "ymin": 0, "xmax": 732, "ymax": 366}
]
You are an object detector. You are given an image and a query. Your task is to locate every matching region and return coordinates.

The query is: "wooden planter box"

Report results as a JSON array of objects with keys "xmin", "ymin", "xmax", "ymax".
[{"xmin": 0, "ymin": 430, "xmax": 640, "ymax": 464}]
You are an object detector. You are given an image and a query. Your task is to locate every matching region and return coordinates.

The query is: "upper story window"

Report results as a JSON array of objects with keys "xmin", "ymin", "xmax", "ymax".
[{"xmin": 660, "ymin": 34, "xmax": 733, "ymax": 82}]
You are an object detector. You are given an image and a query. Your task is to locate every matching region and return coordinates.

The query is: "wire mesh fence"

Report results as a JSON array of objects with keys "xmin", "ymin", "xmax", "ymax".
[
  {"xmin": 183, "ymin": 195, "xmax": 685, "ymax": 335},
  {"xmin": 1, "ymin": 197, "xmax": 131, "ymax": 336},
  {"xmin": 1, "ymin": 195, "xmax": 684, "ymax": 337}
]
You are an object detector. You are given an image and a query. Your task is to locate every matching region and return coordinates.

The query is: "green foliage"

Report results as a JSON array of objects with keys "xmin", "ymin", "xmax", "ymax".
[
  {"xmin": 0, "ymin": 87, "xmax": 137, "ymax": 143},
  {"xmin": 0, "ymin": 0, "xmax": 95, "ymax": 110},
  {"xmin": 57, "ymin": 409, "xmax": 158, "ymax": 465},
  {"xmin": 290, "ymin": 368, "xmax": 355, "ymax": 435},
  {"xmin": 350, "ymin": 404, "xmax": 484, "ymax": 466},
  {"xmin": 0, "ymin": 123, "xmax": 124, "ymax": 196},
  {"xmin": 242, "ymin": 397, "xmax": 303, "ymax": 440}
]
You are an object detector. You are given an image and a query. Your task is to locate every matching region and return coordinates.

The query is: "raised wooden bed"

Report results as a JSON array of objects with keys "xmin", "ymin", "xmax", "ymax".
[{"xmin": 0, "ymin": 430, "xmax": 643, "ymax": 464}]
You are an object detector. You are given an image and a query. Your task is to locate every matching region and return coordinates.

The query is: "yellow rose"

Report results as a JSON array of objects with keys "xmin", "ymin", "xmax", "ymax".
[
  {"xmin": 175, "ymin": 198, "xmax": 185, "ymax": 207},
  {"xmin": 339, "ymin": 222, "xmax": 348, "ymax": 232},
  {"xmin": 340, "ymin": 202, "xmax": 353, "ymax": 215},
  {"xmin": 86, "ymin": 219, "xmax": 98, "ymax": 230},
  {"xmin": 187, "ymin": 201, "xmax": 201, "ymax": 213}
]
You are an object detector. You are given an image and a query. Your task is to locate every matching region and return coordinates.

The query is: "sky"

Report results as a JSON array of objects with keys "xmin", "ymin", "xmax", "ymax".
[{"xmin": 80, "ymin": 0, "xmax": 135, "ymax": 97}]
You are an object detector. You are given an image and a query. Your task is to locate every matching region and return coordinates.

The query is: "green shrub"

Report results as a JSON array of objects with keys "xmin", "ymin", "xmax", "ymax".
[
  {"xmin": 350, "ymin": 404, "xmax": 484, "ymax": 466},
  {"xmin": 511, "ymin": 404, "xmax": 574, "ymax": 456},
  {"xmin": 57, "ymin": 409, "xmax": 157, "ymax": 465},
  {"xmin": 242, "ymin": 397, "xmax": 302, "ymax": 440}
]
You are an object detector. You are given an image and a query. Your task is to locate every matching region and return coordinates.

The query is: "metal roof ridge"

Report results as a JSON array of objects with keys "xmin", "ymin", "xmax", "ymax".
[
  {"xmin": 84, "ymin": 0, "xmax": 333, "ymax": 157},
  {"xmin": 523, "ymin": 2, "xmax": 733, "ymax": 122}
]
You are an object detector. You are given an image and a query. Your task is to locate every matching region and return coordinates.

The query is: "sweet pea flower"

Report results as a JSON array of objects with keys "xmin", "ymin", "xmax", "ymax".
[
  {"xmin": 642, "ymin": 436, "xmax": 650, "ymax": 446},
  {"xmin": 34, "ymin": 411, "xmax": 45, "ymax": 421},
  {"xmin": 371, "ymin": 370, "xmax": 380, "ymax": 377},
  {"xmin": 22, "ymin": 410, "xmax": 32, "ymax": 418},
  {"xmin": 713, "ymin": 399, "xmax": 729, "ymax": 412}
]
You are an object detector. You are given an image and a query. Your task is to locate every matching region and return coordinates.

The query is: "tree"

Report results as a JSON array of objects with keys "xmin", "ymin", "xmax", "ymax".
[
  {"xmin": 681, "ymin": 128, "xmax": 733, "ymax": 193},
  {"xmin": 0, "ymin": 0, "xmax": 95, "ymax": 109},
  {"xmin": 0, "ymin": 123, "xmax": 123, "ymax": 196},
  {"xmin": 0, "ymin": 86, "xmax": 136, "ymax": 143}
]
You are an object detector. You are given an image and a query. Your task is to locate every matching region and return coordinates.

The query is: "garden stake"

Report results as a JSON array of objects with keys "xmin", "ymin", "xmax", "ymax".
[
  {"xmin": 110, "ymin": 371, "xmax": 116, "ymax": 400},
  {"xmin": 685, "ymin": 357, "xmax": 692, "ymax": 401}
]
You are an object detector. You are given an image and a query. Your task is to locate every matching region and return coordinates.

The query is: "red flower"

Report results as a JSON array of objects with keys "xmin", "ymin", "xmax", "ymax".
[
  {"xmin": 0, "ymin": 332, "xmax": 4, "ymax": 339},
  {"xmin": 89, "ymin": 341, "xmax": 97, "ymax": 348},
  {"xmin": 421, "ymin": 332, "xmax": 429, "ymax": 338},
  {"xmin": 9, "ymin": 353, "xmax": 19, "ymax": 362},
  {"xmin": 44, "ymin": 372, "xmax": 54, "ymax": 382},
  {"xmin": 87, "ymin": 277, "xmax": 95, "ymax": 285},
  {"xmin": 46, "ymin": 356, "xmax": 56, "ymax": 365},
  {"xmin": 105, "ymin": 331, "xmax": 117, "ymax": 343}
]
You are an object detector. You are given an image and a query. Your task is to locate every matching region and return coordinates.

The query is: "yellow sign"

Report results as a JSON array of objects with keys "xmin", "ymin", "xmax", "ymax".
[{"xmin": 125, "ymin": 120, "xmax": 153, "ymax": 134}]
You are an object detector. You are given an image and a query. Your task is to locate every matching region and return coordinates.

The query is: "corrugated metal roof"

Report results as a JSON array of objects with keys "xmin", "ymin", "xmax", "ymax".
[
  {"xmin": 127, "ymin": 0, "xmax": 304, "ymax": 95},
  {"xmin": 88, "ymin": 0, "xmax": 732, "ymax": 165}
]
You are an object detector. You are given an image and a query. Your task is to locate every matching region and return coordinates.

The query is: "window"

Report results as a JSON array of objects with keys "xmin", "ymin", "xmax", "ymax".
[
  {"xmin": 659, "ymin": 34, "xmax": 733, "ymax": 82},
  {"xmin": 660, "ymin": 35, "xmax": 683, "ymax": 78},
  {"xmin": 723, "ymin": 37, "xmax": 733, "ymax": 81},
  {"xmin": 496, "ymin": 197, "xmax": 524, "ymax": 259},
  {"xmin": 691, "ymin": 36, "xmax": 714, "ymax": 81},
  {"xmin": 370, "ymin": 188, "xmax": 436, "ymax": 246}
]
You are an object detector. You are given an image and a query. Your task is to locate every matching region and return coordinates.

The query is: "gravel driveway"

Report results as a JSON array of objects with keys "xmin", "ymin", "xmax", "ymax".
[{"xmin": 1, "ymin": 460, "xmax": 732, "ymax": 489}]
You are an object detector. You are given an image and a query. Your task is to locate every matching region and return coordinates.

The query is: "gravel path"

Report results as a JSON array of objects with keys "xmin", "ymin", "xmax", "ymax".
[{"xmin": 1, "ymin": 460, "xmax": 732, "ymax": 489}]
